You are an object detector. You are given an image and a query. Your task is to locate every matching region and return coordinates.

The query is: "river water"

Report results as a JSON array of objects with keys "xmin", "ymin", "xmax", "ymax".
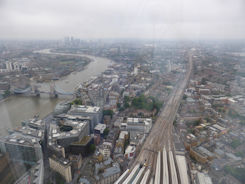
[{"xmin": 0, "ymin": 50, "xmax": 112, "ymax": 136}]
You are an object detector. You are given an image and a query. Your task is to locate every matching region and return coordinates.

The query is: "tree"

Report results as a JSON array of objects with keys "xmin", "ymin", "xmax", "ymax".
[
  {"xmin": 117, "ymin": 102, "xmax": 121, "ymax": 108},
  {"xmin": 201, "ymin": 78, "xmax": 208, "ymax": 85},
  {"xmin": 123, "ymin": 96, "xmax": 130, "ymax": 108},
  {"xmin": 104, "ymin": 128, "xmax": 109, "ymax": 136},
  {"xmin": 134, "ymin": 95, "xmax": 162, "ymax": 112},
  {"xmin": 183, "ymin": 94, "xmax": 187, "ymax": 100},
  {"xmin": 119, "ymin": 107, "xmax": 125, "ymax": 112},
  {"xmin": 98, "ymin": 168, "xmax": 104, "ymax": 174},
  {"xmin": 103, "ymin": 110, "xmax": 114, "ymax": 118},
  {"xmin": 3, "ymin": 90, "xmax": 10, "ymax": 97},
  {"xmin": 193, "ymin": 119, "xmax": 201, "ymax": 126},
  {"xmin": 72, "ymin": 98, "xmax": 83, "ymax": 105},
  {"xmin": 173, "ymin": 119, "xmax": 177, "ymax": 126},
  {"xmin": 89, "ymin": 144, "xmax": 96, "ymax": 154},
  {"xmin": 153, "ymin": 100, "xmax": 162, "ymax": 113},
  {"xmin": 124, "ymin": 135, "xmax": 130, "ymax": 151}
]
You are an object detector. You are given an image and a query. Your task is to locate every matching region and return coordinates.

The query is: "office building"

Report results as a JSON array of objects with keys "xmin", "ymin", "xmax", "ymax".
[
  {"xmin": 49, "ymin": 120, "xmax": 89, "ymax": 147},
  {"xmin": 0, "ymin": 133, "xmax": 43, "ymax": 164},
  {"xmin": 196, "ymin": 172, "xmax": 213, "ymax": 184},
  {"xmin": 49, "ymin": 156, "xmax": 72, "ymax": 183},
  {"xmin": 122, "ymin": 117, "xmax": 152, "ymax": 134},
  {"xmin": 99, "ymin": 142, "xmax": 112, "ymax": 159},
  {"xmin": 68, "ymin": 105, "xmax": 102, "ymax": 132},
  {"xmin": 94, "ymin": 123, "xmax": 107, "ymax": 137}
]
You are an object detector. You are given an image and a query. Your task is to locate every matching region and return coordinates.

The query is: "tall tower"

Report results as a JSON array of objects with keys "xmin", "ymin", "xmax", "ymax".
[
  {"xmin": 49, "ymin": 81, "xmax": 57, "ymax": 98},
  {"xmin": 6, "ymin": 61, "xmax": 13, "ymax": 72}
]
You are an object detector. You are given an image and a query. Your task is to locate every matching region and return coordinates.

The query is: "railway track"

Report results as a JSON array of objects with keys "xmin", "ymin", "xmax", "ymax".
[{"xmin": 115, "ymin": 52, "xmax": 193, "ymax": 184}]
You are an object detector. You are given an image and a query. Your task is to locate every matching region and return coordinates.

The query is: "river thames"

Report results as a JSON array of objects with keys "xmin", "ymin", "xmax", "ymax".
[{"xmin": 0, "ymin": 51, "xmax": 113, "ymax": 136}]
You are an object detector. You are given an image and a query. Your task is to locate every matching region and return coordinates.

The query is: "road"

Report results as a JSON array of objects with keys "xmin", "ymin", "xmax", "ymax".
[{"xmin": 132, "ymin": 52, "xmax": 193, "ymax": 175}]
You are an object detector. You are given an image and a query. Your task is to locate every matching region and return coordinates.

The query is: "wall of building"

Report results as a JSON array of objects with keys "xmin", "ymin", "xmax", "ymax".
[
  {"xmin": 96, "ymin": 173, "xmax": 120, "ymax": 184},
  {"xmin": 49, "ymin": 158, "xmax": 72, "ymax": 183}
]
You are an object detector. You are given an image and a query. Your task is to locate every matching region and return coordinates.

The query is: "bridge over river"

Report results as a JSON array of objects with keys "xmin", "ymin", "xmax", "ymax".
[{"xmin": 0, "ymin": 49, "xmax": 113, "ymax": 136}]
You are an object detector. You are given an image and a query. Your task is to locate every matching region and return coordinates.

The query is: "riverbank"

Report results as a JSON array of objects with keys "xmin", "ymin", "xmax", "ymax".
[
  {"xmin": 0, "ymin": 97, "xmax": 7, "ymax": 103},
  {"xmin": 0, "ymin": 51, "xmax": 113, "ymax": 136},
  {"xmin": 33, "ymin": 49, "xmax": 93, "ymax": 83}
]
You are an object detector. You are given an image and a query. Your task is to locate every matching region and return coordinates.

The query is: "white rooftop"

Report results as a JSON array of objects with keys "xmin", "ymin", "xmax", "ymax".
[
  {"xmin": 125, "ymin": 145, "xmax": 136, "ymax": 154},
  {"xmin": 119, "ymin": 131, "xmax": 128, "ymax": 140},
  {"xmin": 197, "ymin": 172, "xmax": 212, "ymax": 184},
  {"xmin": 71, "ymin": 105, "xmax": 100, "ymax": 113},
  {"xmin": 94, "ymin": 123, "xmax": 106, "ymax": 134}
]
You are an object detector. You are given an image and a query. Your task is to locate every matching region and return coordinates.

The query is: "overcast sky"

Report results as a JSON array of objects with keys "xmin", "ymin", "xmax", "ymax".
[{"xmin": 0, "ymin": 0, "xmax": 245, "ymax": 40}]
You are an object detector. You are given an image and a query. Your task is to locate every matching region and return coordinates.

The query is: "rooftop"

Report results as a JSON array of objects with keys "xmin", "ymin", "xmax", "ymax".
[
  {"xmin": 125, "ymin": 145, "xmax": 136, "ymax": 154},
  {"xmin": 196, "ymin": 172, "xmax": 213, "ymax": 184},
  {"xmin": 94, "ymin": 123, "xmax": 106, "ymax": 133},
  {"xmin": 49, "ymin": 120, "xmax": 88, "ymax": 140},
  {"xmin": 15, "ymin": 126, "xmax": 43, "ymax": 139},
  {"xmin": 127, "ymin": 117, "xmax": 152, "ymax": 125},
  {"xmin": 195, "ymin": 146, "xmax": 215, "ymax": 158},
  {"xmin": 119, "ymin": 131, "xmax": 128, "ymax": 140},
  {"xmin": 102, "ymin": 163, "xmax": 120, "ymax": 178},
  {"xmin": 0, "ymin": 132, "xmax": 41, "ymax": 148},
  {"xmin": 49, "ymin": 155, "xmax": 71, "ymax": 167},
  {"xmin": 70, "ymin": 105, "xmax": 101, "ymax": 113}
]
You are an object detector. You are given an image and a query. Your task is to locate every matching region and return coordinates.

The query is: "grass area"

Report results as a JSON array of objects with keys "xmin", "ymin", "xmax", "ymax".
[
  {"xmin": 132, "ymin": 95, "xmax": 154, "ymax": 111},
  {"xmin": 123, "ymin": 94, "xmax": 162, "ymax": 113},
  {"xmin": 71, "ymin": 98, "xmax": 83, "ymax": 105}
]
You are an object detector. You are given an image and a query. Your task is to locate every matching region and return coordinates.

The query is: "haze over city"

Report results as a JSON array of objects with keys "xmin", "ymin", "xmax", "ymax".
[
  {"xmin": 0, "ymin": 0, "xmax": 245, "ymax": 40},
  {"xmin": 1, "ymin": 0, "xmax": 245, "ymax": 184}
]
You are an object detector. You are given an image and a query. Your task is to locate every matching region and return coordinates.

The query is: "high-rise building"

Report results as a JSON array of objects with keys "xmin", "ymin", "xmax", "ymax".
[
  {"xmin": 49, "ymin": 156, "xmax": 72, "ymax": 183},
  {"xmin": 5, "ymin": 61, "xmax": 13, "ymax": 72},
  {"xmin": 0, "ymin": 133, "xmax": 43, "ymax": 164},
  {"xmin": 68, "ymin": 105, "xmax": 102, "ymax": 132}
]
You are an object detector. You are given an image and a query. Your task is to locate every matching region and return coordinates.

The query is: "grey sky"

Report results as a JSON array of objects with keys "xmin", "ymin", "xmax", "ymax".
[{"xmin": 0, "ymin": 0, "xmax": 245, "ymax": 40}]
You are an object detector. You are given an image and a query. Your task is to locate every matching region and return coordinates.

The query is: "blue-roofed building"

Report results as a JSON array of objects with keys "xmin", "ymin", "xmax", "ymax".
[{"xmin": 102, "ymin": 163, "xmax": 121, "ymax": 184}]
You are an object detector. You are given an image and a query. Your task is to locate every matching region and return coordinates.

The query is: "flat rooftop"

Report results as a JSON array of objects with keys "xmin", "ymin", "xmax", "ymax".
[
  {"xmin": 50, "ymin": 155, "xmax": 71, "ymax": 167},
  {"xmin": 70, "ymin": 105, "xmax": 101, "ymax": 113},
  {"xmin": 49, "ymin": 120, "xmax": 88, "ymax": 140},
  {"xmin": 94, "ymin": 123, "xmax": 106, "ymax": 133},
  {"xmin": 127, "ymin": 117, "xmax": 152, "ymax": 125},
  {"xmin": 0, "ymin": 132, "xmax": 41, "ymax": 147}
]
